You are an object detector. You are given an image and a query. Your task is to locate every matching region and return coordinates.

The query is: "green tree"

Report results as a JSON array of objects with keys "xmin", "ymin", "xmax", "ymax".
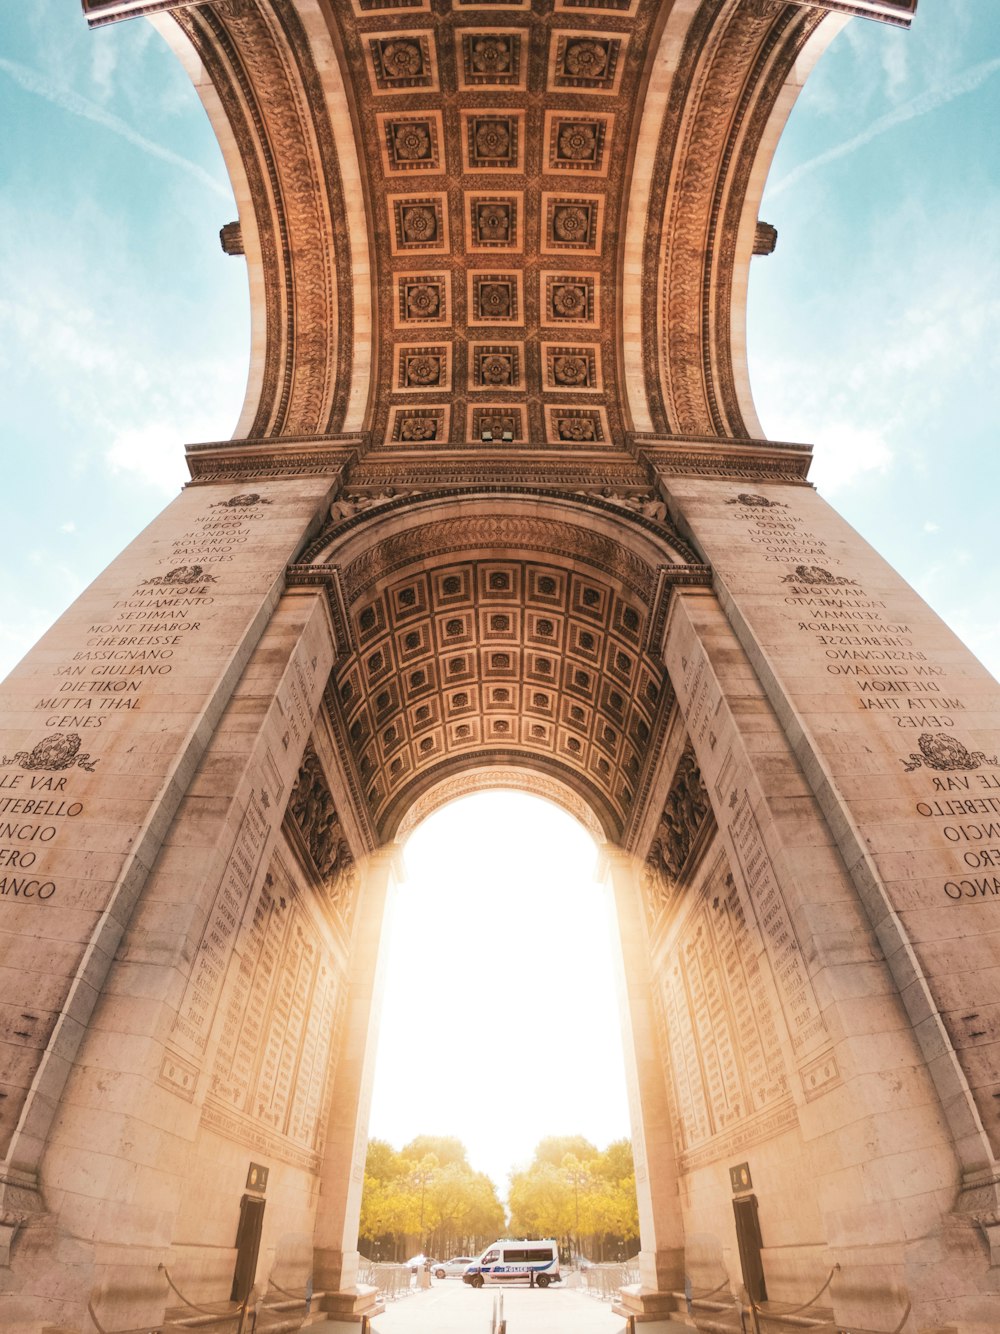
[
  {"xmin": 402, "ymin": 1135, "xmax": 469, "ymax": 1169},
  {"xmin": 531, "ymin": 1135, "xmax": 598, "ymax": 1168},
  {"xmin": 507, "ymin": 1136, "xmax": 639, "ymax": 1262},
  {"xmin": 359, "ymin": 1136, "xmax": 505, "ymax": 1259}
]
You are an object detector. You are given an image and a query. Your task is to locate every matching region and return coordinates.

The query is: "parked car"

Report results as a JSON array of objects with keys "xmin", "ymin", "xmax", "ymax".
[
  {"xmin": 405, "ymin": 1253, "xmax": 435, "ymax": 1273},
  {"xmin": 433, "ymin": 1257, "xmax": 475, "ymax": 1279}
]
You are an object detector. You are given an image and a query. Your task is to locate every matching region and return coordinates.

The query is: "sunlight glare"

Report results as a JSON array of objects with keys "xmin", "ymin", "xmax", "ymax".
[{"xmin": 366, "ymin": 790, "xmax": 632, "ymax": 1196}]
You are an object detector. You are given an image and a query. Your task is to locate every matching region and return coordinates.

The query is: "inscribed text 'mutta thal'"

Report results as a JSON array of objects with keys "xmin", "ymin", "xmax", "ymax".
[{"xmin": 3, "ymin": 1, "xmax": 1000, "ymax": 1331}]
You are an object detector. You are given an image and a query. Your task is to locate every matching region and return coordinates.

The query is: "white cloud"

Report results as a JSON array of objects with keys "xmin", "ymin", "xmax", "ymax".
[
  {"xmin": 105, "ymin": 422, "xmax": 189, "ymax": 494},
  {"xmin": 0, "ymin": 55, "xmax": 231, "ymax": 199},
  {"xmin": 923, "ymin": 521, "xmax": 940, "ymax": 534},
  {"xmin": 89, "ymin": 34, "xmax": 119, "ymax": 104},
  {"xmin": 766, "ymin": 54, "xmax": 1000, "ymax": 200},
  {"xmin": 805, "ymin": 422, "xmax": 893, "ymax": 495}
]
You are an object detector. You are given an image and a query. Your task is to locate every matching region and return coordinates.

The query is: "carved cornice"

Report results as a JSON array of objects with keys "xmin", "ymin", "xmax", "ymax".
[
  {"xmin": 349, "ymin": 460, "xmax": 651, "ymax": 492},
  {"xmin": 82, "ymin": 0, "xmax": 199, "ymax": 26},
  {"xmin": 635, "ymin": 435, "xmax": 813, "ymax": 483},
  {"xmin": 185, "ymin": 436, "xmax": 359, "ymax": 483},
  {"xmin": 792, "ymin": 0, "xmax": 915, "ymax": 26},
  {"xmin": 286, "ymin": 563, "xmax": 352, "ymax": 654}
]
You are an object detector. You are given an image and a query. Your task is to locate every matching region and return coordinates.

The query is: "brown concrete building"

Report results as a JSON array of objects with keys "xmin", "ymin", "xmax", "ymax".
[{"xmin": 3, "ymin": 1, "xmax": 999, "ymax": 1331}]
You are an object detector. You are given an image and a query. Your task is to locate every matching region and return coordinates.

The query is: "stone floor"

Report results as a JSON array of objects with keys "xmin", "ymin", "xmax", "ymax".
[
  {"xmin": 309, "ymin": 1278, "xmax": 631, "ymax": 1333},
  {"xmin": 377, "ymin": 1280, "xmax": 627, "ymax": 1333}
]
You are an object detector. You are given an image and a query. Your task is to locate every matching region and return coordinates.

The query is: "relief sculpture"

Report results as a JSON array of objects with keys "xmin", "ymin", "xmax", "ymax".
[
  {"xmin": 288, "ymin": 742, "xmax": 358, "ymax": 924},
  {"xmin": 643, "ymin": 741, "xmax": 711, "ymax": 921}
]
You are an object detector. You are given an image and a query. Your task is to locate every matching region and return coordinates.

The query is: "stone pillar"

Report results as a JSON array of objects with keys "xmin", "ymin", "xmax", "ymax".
[
  {"xmin": 313, "ymin": 848, "xmax": 400, "ymax": 1324},
  {"xmin": 650, "ymin": 465, "xmax": 1000, "ymax": 1329},
  {"xmin": 0, "ymin": 479, "xmax": 335, "ymax": 1200},
  {"xmin": 603, "ymin": 848, "xmax": 686, "ymax": 1326},
  {"xmin": 660, "ymin": 478, "xmax": 1000, "ymax": 1198},
  {"xmin": 0, "ymin": 477, "xmax": 339, "ymax": 1329}
]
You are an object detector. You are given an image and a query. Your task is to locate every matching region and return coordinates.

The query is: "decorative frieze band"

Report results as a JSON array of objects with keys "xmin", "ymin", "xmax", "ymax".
[
  {"xmin": 634, "ymin": 435, "xmax": 813, "ymax": 484},
  {"xmin": 185, "ymin": 437, "xmax": 361, "ymax": 484},
  {"xmin": 788, "ymin": 0, "xmax": 916, "ymax": 29},
  {"xmin": 81, "ymin": 0, "xmax": 202, "ymax": 27}
]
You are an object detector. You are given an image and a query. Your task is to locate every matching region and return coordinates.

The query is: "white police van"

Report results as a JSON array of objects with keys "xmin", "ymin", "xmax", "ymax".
[{"xmin": 463, "ymin": 1239, "xmax": 561, "ymax": 1288}]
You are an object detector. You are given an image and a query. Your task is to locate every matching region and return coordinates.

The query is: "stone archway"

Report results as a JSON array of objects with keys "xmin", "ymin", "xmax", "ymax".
[{"xmin": 8, "ymin": 2, "xmax": 1000, "ymax": 1332}]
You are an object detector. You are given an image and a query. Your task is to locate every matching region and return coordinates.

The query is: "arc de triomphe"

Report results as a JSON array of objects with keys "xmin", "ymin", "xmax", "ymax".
[{"xmin": 3, "ymin": 1, "xmax": 999, "ymax": 1331}]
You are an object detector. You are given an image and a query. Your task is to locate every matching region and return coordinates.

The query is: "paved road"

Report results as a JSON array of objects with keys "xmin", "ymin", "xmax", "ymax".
[{"xmin": 369, "ymin": 1277, "xmax": 628, "ymax": 1334}]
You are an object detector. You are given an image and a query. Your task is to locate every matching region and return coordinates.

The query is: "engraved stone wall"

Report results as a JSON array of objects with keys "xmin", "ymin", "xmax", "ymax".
[
  {"xmin": 205, "ymin": 855, "xmax": 346, "ymax": 1171},
  {"xmin": 655, "ymin": 855, "xmax": 793, "ymax": 1174}
]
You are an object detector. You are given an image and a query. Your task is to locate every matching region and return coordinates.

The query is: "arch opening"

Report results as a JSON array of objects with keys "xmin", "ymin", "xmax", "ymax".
[{"xmin": 365, "ymin": 789, "xmax": 634, "ymax": 1245}]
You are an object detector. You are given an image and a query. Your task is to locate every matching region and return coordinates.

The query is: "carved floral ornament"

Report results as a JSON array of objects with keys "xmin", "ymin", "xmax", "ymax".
[
  {"xmin": 554, "ymin": 355, "xmax": 588, "ymax": 386},
  {"xmin": 380, "ymin": 40, "xmax": 423, "ymax": 79},
  {"xmin": 564, "ymin": 40, "xmax": 608, "ymax": 78},
  {"xmin": 405, "ymin": 355, "xmax": 441, "ymax": 386},
  {"xmin": 394, "ymin": 122, "xmax": 430, "ymax": 162},
  {"xmin": 406, "ymin": 284, "xmax": 440, "ymax": 319},
  {"xmin": 401, "ymin": 205, "xmax": 437, "ymax": 242},
  {"xmin": 476, "ymin": 204, "xmax": 511, "ymax": 241},
  {"xmin": 553, "ymin": 206, "xmax": 590, "ymax": 242},
  {"xmin": 480, "ymin": 354, "xmax": 512, "ymax": 385},
  {"xmin": 558, "ymin": 122, "xmax": 597, "ymax": 161},
  {"xmin": 471, "ymin": 37, "xmax": 511, "ymax": 74}
]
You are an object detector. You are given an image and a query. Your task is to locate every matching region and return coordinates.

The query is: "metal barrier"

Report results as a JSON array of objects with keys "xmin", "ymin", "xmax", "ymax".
[
  {"xmin": 359, "ymin": 1262, "xmax": 416, "ymax": 1302},
  {"xmin": 580, "ymin": 1262, "xmax": 639, "ymax": 1301},
  {"xmin": 160, "ymin": 1264, "xmax": 253, "ymax": 1329}
]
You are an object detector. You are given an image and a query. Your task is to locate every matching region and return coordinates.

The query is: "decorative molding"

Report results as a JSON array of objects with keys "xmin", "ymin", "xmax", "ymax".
[
  {"xmin": 791, "ymin": 0, "xmax": 915, "ymax": 27},
  {"xmin": 335, "ymin": 515, "xmax": 660, "ymax": 602},
  {"xmin": 347, "ymin": 460, "xmax": 650, "ymax": 490},
  {"xmin": 394, "ymin": 765, "xmax": 606, "ymax": 842},
  {"xmin": 185, "ymin": 437, "xmax": 359, "ymax": 483},
  {"xmin": 296, "ymin": 485, "xmax": 704, "ymax": 567},
  {"xmin": 634, "ymin": 436, "xmax": 814, "ymax": 483},
  {"xmin": 82, "ymin": 0, "xmax": 199, "ymax": 26},
  {"xmin": 639, "ymin": 2, "xmax": 824, "ymax": 437},
  {"xmin": 285, "ymin": 564, "xmax": 353, "ymax": 654},
  {"xmin": 172, "ymin": 0, "xmax": 359, "ymax": 436}
]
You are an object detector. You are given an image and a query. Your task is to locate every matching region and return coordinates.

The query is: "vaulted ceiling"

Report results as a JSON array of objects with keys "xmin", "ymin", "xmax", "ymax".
[
  {"xmin": 92, "ymin": 0, "xmax": 912, "ymax": 457},
  {"xmin": 80, "ymin": 0, "xmax": 915, "ymax": 842}
]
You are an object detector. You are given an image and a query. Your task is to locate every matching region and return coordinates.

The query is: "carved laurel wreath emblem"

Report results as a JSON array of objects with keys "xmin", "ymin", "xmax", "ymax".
[
  {"xmin": 1, "ymin": 733, "xmax": 97, "ymax": 772},
  {"xmin": 901, "ymin": 733, "xmax": 999, "ymax": 774},
  {"xmin": 781, "ymin": 565, "xmax": 858, "ymax": 587},
  {"xmin": 210, "ymin": 493, "xmax": 272, "ymax": 508},
  {"xmin": 140, "ymin": 565, "xmax": 217, "ymax": 586},
  {"xmin": 726, "ymin": 492, "xmax": 788, "ymax": 509}
]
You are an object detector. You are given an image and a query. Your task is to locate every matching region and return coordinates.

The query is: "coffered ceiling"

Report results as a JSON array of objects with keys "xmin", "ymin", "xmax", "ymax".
[{"xmin": 141, "ymin": 0, "xmax": 914, "ymax": 451}]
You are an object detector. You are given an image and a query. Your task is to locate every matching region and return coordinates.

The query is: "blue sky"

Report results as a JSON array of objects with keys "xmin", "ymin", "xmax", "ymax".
[
  {"xmin": 1, "ymin": 1, "xmax": 998, "ymax": 682},
  {"xmin": 748, "ymin": 2, "xmax": 1000, "ymax": 676},
  {"xmin": 0, "ymin": 0, "xmax": 247, "ymax": 675}
]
